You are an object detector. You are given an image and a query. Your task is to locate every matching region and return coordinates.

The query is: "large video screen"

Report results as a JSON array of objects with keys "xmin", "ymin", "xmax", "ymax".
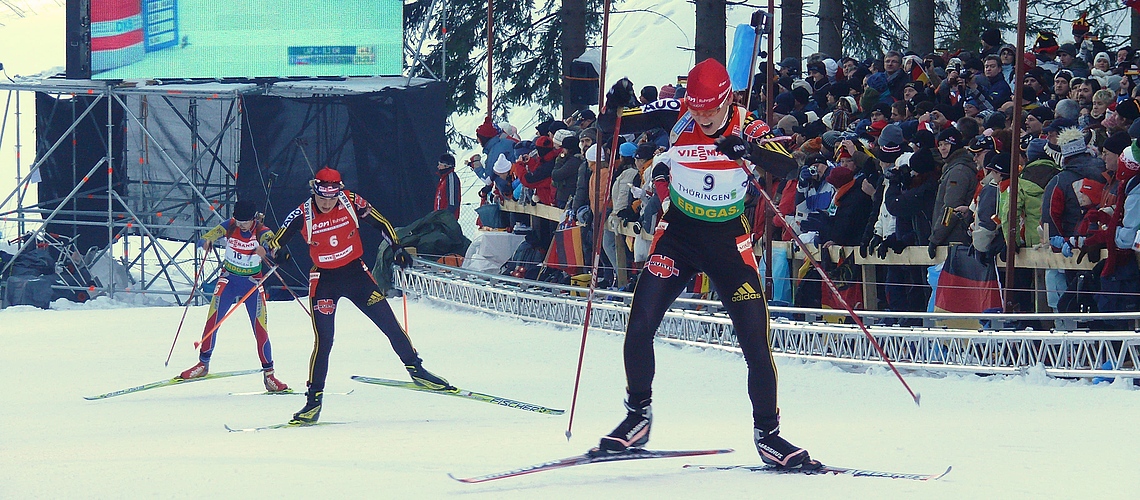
[{"xmin": 89, "ymin": 0, "xmax": 403, "ymax": 79}]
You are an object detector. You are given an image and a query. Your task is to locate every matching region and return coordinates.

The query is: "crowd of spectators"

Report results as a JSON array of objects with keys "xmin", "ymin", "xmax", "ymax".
[{"xmin": 459, "ymin": 23, "xmax": 1140, "ymax": 323}]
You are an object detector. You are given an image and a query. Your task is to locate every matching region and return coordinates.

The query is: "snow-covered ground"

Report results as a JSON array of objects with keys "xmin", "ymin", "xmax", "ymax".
[{"xmin": 4, "ymin": 295, "xmax": 1140, "ymax": 498}]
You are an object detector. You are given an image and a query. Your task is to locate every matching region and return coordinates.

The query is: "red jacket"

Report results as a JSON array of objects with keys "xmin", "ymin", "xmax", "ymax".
[{"xmin": 512, "ymin": 150, "xmax": 558, "ymax": 205}]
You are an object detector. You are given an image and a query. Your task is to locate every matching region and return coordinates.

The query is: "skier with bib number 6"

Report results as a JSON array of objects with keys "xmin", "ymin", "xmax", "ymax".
[
  {"xmin": 268, "ymin": 167, "xmax": 452, "ymax": 424},
  {"xmin": 595, "ymin": 59, "xmax": 811, "ymax": 468}
]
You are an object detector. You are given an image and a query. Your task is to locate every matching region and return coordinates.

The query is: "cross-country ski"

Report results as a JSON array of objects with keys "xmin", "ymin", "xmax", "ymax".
[
  {"xmin": 84, "ymin": 369, "xmax": 264, "ymax": 400},
  {"xmin": 450, "ymin": 448, "xmax": 734, "ymax": 483},
  {"xmin": 683, "ymin": 462, "xmax": 953, "ymax": 481},
  {"xmin": 351, "ymin": 375, "xmax": 564, "ymax": 415},
  {"xmin": 223, "ymin": 421, "xmax": 349, "ymax": 432}
]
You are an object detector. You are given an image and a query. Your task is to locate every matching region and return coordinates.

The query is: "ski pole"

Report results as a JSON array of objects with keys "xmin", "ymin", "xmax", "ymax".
[
  {"xmin": 165, "ymin": 249, "xmax": 209, "ymax": 366},
  {"xmin": 565, "ymin": 103, "xmax": 624, "ymax": 440},
  {"xmin": 194, "ymin": 264, "xmax": 280, "ymax": 349},
  {"xmin": 402, "ymin": 293, "xmax": 409, "ymax": 333},
  {"xmin": 745, "ymin": 162, "xmax": 921, "ymax": 405}
]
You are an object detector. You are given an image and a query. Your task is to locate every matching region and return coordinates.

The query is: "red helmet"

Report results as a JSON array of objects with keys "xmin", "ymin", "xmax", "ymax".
[
  {"xmin": 311, "ymin": 167, "xmax": 344, "ymax": 198},
  {"xmin": 314, "ymin": 167, "xmax": 342, "ymax": 184},
  {"xmin": 685, "ymin": 59, "xmax": 732, "ymax": 111}
]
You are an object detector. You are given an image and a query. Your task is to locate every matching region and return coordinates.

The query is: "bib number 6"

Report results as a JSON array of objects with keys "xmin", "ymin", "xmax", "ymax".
[{"xmin": 329, "ymin": 235, "xmax": 339, "ymax": 247}]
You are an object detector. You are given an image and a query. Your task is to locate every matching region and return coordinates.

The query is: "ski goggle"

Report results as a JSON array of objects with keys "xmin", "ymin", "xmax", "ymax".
[{"xmin": 310, "ymin": 180, "xmax": 342, "ymax": 199}]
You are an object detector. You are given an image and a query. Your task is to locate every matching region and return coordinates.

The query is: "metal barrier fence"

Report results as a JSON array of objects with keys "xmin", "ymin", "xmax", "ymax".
[{"xmin": 395, "ymin": 259, "xmax": 1140, "ymax": 381}]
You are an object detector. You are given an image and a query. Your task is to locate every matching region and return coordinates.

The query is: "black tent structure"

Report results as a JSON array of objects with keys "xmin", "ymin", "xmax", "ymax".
[{"xmin": 0, "ymin": 76, "xmax": 446, "ymax": 304}]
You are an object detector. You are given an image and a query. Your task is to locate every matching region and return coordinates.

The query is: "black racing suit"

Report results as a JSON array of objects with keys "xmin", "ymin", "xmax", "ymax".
[
  {"xmin": 271, "ymin": 195, "xmax": 421, "ymax": 394},
  {"xmin": 627, "ymin": 209, "xmax": 780, "ymax": 432}
]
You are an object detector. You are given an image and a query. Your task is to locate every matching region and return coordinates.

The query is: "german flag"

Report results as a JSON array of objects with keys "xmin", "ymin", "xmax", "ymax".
[
  {"xmin": 906, "ymin": 55, "xmax": 930, "ymax": 86},
  {"xmin": 544, "ymin": 226, "xmax": 586, "ymax": 274}
]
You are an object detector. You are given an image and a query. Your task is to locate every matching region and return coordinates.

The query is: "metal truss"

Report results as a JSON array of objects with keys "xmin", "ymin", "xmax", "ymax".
[
  {"xmin": 0, "ymin": 80, "xmax": 254, "ymax": 304},
  {"xmin": 396, "ymin": 261, "xmax": 1140, "ymax": 380}
]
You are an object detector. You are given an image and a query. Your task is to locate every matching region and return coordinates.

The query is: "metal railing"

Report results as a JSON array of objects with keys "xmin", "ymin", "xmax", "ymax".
[{"xmin": 395, "ymin": 259, "xmax": 1140, "ymax": 380}]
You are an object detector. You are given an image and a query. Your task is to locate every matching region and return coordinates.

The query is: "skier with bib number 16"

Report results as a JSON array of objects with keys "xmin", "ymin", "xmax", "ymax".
[
  {"xmin": 595, "ymin": 59, "xmax": 812, "ymax": 469},
  {"xmin": 268, "ymin": 167, "xmax": 452, "ymax": 424}
]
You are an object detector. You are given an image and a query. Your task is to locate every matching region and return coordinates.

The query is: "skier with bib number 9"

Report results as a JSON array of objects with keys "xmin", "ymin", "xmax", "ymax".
[
  {"xmin": 179, "ymin": 200, "xmax": 289, "ymax": 393},
  {"xmin": 268, "ymin": 167, "xmax": 452, "ymax": 424},
  {"xmin": 595, "ymin": 59, "xmax": 811, "ymax": 468}
]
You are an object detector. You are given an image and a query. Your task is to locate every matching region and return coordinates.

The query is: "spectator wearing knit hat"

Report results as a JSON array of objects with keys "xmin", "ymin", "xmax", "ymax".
[
  {"xmin": 551, "ymin": 134, "xmax": 583, "ymax": 209},
  {"xmin": 1034, "ymin": 31, "xmax": 1060, "ymax": 73},
  {"xmin": 1099, "ymin": 131, "xmax": 1132, "ymax": 211},
  {"xmin": 434, "ymin": 153, "xmax": 462, "ymax": 220},
  {"xmin": 1057, "ymin": 43, "xmax": 1091, "ymax": 78},
  {"xmin": 929, "ymin": 126, "xmax": 976, "ymax": 257},
  {"xmin": 1042, "ymin": 127, "xmax": 1107, "ymax": 245},
  {"xmin": 981, "ymin": 28, "xmax": 1003, "ymax": 59},
  {"xmin": 476, "ymin": 116, "xmax": 519, "ymax": 168}
]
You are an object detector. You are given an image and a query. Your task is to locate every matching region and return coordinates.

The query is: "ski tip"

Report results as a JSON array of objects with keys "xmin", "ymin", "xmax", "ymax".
[{"xmin": 934, "ymin": 465, "xmax": 952, "ymax": 480}]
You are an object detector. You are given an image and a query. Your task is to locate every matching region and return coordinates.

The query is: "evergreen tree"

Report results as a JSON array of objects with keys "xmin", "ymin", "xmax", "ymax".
[{"xmin": 405, "ymin": 0, "xmax": 608, "ymax": 145}]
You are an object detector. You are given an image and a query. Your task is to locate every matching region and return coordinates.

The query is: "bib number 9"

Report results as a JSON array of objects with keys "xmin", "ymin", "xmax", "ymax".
[
  {"xmin": 703, "ymin": 174, "xmax": 715, "ymax": 191},
  {"xmin": 329, "ymin": 235, "xmax": 339, "ymax": 247}
]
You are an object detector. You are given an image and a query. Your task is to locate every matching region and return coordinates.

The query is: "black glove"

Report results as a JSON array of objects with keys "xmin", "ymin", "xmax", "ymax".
[
  {"xmin": 393, "ymin": 246, "xmax": 414, "ymax": 269},
  {"xmin": 273, "ymin": 245, "xmax": 291, "ymax": 263},
  {"xmin": 928, "ymin": 243, "xmax": 938, "ymax": 260},
  {"xmin": 616, "ymin": 207, "xmax": 639, "ymax": 224},
  {"xmin": 877, "ymin": 237, "xmax": 890, "ymax": 259},
  {"xmin": 479, "ymin": 184, "xmax": 493, "ymax": 197},
  {"xmin": 861, "ymin": 234, "xmax": 883, "ymax": 258},
  {"xmin": 888, "ymin": 234, "xmax": 911, "ymax": 254},
  {"xmin": 715, "ymin": 135, "xmax": 749, "ymax": 161}
]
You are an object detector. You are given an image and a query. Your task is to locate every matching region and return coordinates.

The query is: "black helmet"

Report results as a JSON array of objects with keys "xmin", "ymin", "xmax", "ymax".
[{"xmin": 233, "ymin": 200, "xmax": 257, "ymax": 221}]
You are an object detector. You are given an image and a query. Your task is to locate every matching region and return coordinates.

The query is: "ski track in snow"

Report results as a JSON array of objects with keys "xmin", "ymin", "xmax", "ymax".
[{"xmin": 3, "ymin": 296, "xmax": 1140, "ymax": 497}]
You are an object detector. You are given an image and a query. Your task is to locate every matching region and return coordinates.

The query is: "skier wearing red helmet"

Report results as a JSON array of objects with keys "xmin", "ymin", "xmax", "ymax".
[
  {"xmin": 596, "ymin": 59, "xmax": 811, "ymax": 469},
  {"xmin": 270, "ymin": 167, "xmax": 452, "ymax": 424}
]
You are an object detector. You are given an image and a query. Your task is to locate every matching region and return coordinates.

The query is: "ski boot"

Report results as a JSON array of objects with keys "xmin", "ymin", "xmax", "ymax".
[
  {"xmin": 290, "ymin": 391, "xmax": 323, "ymax": 424},
  {"xmin": 754, "ymin": 426, "xmax": 811, "ymax": 468},
  {"xmin": 405, "ymin": 364, "xmax": 454, "ymax": 390},
  {"xmin": 597, "ymin": 398, "xmax": 652, "ymax": 454},
  {"xmin": 263, "ymin": 368, "xmax": 289, "ymax": 393},
  {"xmin": 179, "ymin": 361, "xmax": 208, "ymax": 380}
]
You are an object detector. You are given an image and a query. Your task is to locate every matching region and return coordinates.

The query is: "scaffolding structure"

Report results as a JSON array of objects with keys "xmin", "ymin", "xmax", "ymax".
[{"xmin": 0, "ymin": 78, "xmax": 255, "ymax": 304}]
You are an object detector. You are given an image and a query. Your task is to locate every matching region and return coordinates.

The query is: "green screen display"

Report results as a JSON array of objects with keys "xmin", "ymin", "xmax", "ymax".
[{"xmin": 90, "ymin": 0, "xmax": 403, "ymax": 79}]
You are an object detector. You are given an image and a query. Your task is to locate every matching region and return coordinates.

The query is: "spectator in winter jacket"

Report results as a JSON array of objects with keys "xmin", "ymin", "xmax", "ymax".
[
  {"xmin": 490, "ymin": 154, "xmax": 515, "ymax": 202},
  {"xmin": 1042, "ymin": 127, "xmax": 1106, "ymax": 242},
  {"xmin": 512, "ymin": 136, "xmax": 559, "ymax": 206},
  {"xmin": 610, "ymin": 142, "xmax": 641, "ymax": 223},
  {"xmin": 795, "ymin": 154, "xmax": 836, "ymax": 242},
  {"xmin": 1075, "ymin": 139, "xmax": 1140, "ymax": 326},
  {"xmin": 434, "ymin": 154, "xmax": 462, "ymax": 220},
  {"xmin": 879, "ymin": 146, "xmax": 939, "ymax": 314},
  {"xmin": 551, "ymin": 134, "xmax": 582, "ymax": 209},
  {"xmin": 476, "ymin": 116, "xmax": 518, "ymax": 166},
  {"xmin": 979, "ymin": 55, "xmax": 1012, "ymax": 109},
  {"xmin": 1019, "ymin": 139, "xmax": 1062, "ymax": 247},
  {"xmin": 1057, "ymin": 43, "xmax": 1091, "ymax": 79},
  {"xmin": 882, "ymin": 51, "xmax": 909, "ymax": 102},
  {"xmin": 820, "ymin": 163, "xmax": 873, "ymax": 247},
  {"xmin": 929, "ymin": 126, "xmax": 977, "ymax": 257}
]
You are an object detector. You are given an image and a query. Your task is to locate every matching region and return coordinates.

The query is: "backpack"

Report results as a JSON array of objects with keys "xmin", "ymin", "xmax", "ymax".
[
  {"xmin": 1057, "ymin": 261, "xmax": 1103, "ymax": 314},
  {"xmin": 501, "ymin": 240, "xmax": 544, "ymax": 280}
]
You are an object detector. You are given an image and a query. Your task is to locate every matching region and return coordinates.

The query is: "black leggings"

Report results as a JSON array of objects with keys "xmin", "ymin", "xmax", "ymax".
[
  {"xmin": 625, "ymin": 214, "xmax": 780, "ymax": 431},
  {"xmin": 305, "ymin": 260, "xmax": 420, "ymax": 393}
]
